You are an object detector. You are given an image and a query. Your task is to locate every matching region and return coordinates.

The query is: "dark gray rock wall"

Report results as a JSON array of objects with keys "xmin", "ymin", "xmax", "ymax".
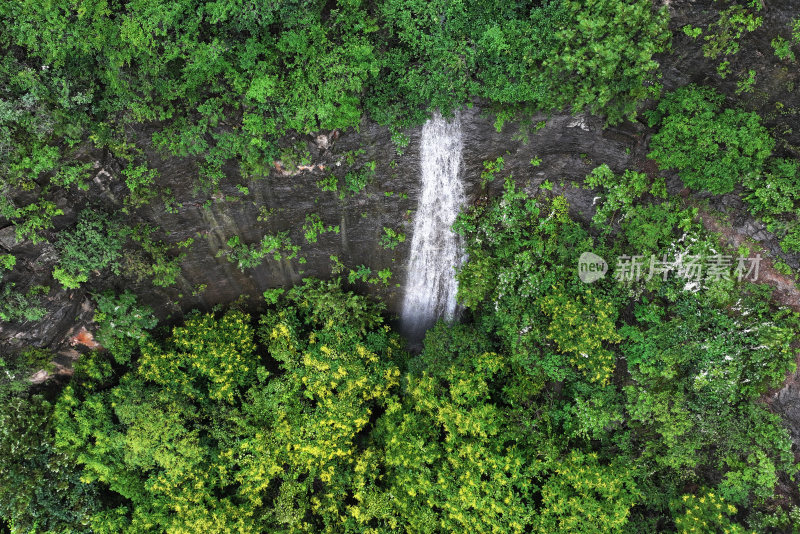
[{"xmin": 0, "ymin": 106, "xmax": 645, "ymax": 355}]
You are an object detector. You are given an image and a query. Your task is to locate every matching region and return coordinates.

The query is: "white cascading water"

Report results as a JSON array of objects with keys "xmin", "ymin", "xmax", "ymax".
[{"xmin": 401, "ymin": 111, "xmax": 465, "ymax": 341}]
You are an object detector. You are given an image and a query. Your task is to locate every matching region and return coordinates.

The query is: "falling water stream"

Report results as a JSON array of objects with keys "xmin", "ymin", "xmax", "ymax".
[{"xmin": 400, "ymin": 111, "xmax": 465, "ymax": 342}]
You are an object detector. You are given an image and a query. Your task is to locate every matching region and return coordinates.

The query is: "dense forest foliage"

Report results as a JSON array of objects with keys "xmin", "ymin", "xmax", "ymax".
[
  {"xmin": 3, "ymin": 0, "xmax": 800, "ymax": 532},
  {"xmin": 3, "ymin": 182, "xmax": 799, "ymax": 532}
]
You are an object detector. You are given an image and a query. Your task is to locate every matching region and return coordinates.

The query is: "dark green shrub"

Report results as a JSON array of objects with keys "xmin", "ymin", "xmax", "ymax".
[
  {"xmin": 125, "ymin": 225, "xmax": 193, "ymax": 288},
  {"xmin": 0, "ymin": 348, "xmax": 52, "ymax": 399},
  {"xmin": 0, "ymin": 394, "xmax": 100, "ymax": 533},
  {"xmin": 647, "ymin": 85, "xmax": 774, "ymax": 194},
  {"xmin": 742, "ymin": 158, "xmax": 800, "ymax": 252},
  {"xmin": 53, "ymin": 210, "xmax": 128, "ymax": 289},
  {"xmin": 0, "ymin": 251, "xmax": 48, "ymax": 322},
  {"xmin": 92, "ymin": 291, "xmax": 157, "ymax": 363},
  {"xmin": 217, "ymin": 233, "xmax": 299, "ymax": 270},
  {"xmin": 0, "ymin": 284, "xmax": 48, "ymax": 322}
]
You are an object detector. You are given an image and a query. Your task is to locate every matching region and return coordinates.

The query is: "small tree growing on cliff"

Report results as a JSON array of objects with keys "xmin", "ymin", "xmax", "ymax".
[{"xmin": 646, "ymin": 85, "xmax": 774, "ymax": 194}]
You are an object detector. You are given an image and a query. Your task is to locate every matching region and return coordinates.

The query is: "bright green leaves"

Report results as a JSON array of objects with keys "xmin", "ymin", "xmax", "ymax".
[
  {"xmin": 247, "ymin": 320, "xmax": 400, "ymax": 508},
  {"xmin": 371, "ymin": 0, "xmax": 668, "ymax": 129},
  {"xmin": 378, "ymin": 226, "xmax": 405, "ymax": 250},
  {"xmin": 743, "ymin": 158, "xmax": 800, "ymax": 218},
  {"xmin": 1, "ymin": 0, "xmax": 672, "ymax": 233},
  {"xmin": 245, "ymin": 74, "xmax": 278, "ymax": 103},
  {"xmin": 623, "ymin": 292, "xmax": 799, "ymax": 406},
  {"xmin": 1, "ymin": 0, "xmax": 380, "ymax": 202},
  {"xmin": 55, "ymin": 307, "xmax": 261, "ymax": 531},
  {"xmin": 741, "ymin": 157, "xmax": 800, "ymax": 253},
  {"xmin": 585, "ymin": 163, "xmax": 696, "ymax": 254},
  {"xmin": 673, "ymin": 490, "xmax": 751, "ymax": 534},
  {"xmin": 217, "ymin": 233, "xmax": 300, "ymax": 270},
  {"xmin": 7, "ymin": 145, "xmax": 59, "ymax": 190},
  {"xmin": 538, "ymin": 287, "xmax": 620, "ymax": 385},
  {"xmin": 647, "ymin": 85, "xmax": 774, "ymax": 194},
  {"xmin": 534, "ymin": 451, "xmax": 640, "ymax": 533},
  {"xmin": 620, "ymin": 288, "xmax": 799, "ymax": 507},
  {"xmin": 544, "ymin": 0, "xmax": 670, "ymax": 123},
  {"xmin": 372, "ymin": 321, "xmax": 635, "ymax": 532},
  {"xmin": 222, "ymin": 281, "xmax": 403, "ymax": 530},
  {"xmin": 121, "ymin": 164, "xmax": 159, "ymax": 207},
  {"xmin": 0, "ymin": 283, "xmax": 49, "ymax": 323},
  {"xmin": 701, "ymin": 1, "xmax": 763, "ymax": 63},
  {"xmin": 374, "ymin": 322, "xmax": 538, "ymax": 533},
  {"xmin": 585, "ymin": 164, "xmax": 654, "ymax": 227},
  {"xmin": 140, "ymin": 310, "xmax": 257, "ymax": 403},
  {"xmin": 46, "ymin": 279, "xmax": 408, "ymax": 532},
  {"xmin": 273, "ymin": 17, "xmax": 371, "ymax": 133},
  {"xmin": 455, "ymin": 176, "xmax": 603, "ymax": 384},
  {"xmin": 7, "ymin": 244, "xmax": 800, "ymax": 534},
  {"xmin": 771, "ymin": 17, "xmax": 800, "ymax": 62},
  {"xmin": 453, "ymin": 156, "xmax": 799, "ymax": 530},
  {"xmin": 279, "ymin": 277, "xmax": 387, "ymax": 335},
  {"xmin": 369, "ymin": 0, "xmax": 476, "ymax": 127},
  {"xmin": 1, "ymin": 198, "xmax": 64, "ymax": 245}
]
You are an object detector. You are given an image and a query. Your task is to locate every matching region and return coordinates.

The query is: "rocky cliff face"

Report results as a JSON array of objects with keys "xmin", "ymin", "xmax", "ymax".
[{"xmin": 0, "ymin": 106, "xmax": 645, "ymax": 354}]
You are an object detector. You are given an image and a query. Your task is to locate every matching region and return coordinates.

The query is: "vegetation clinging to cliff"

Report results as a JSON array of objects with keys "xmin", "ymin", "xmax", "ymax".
[{"xmin": 0, "ymin": 0, "xmax": 668, "ymax": 240}]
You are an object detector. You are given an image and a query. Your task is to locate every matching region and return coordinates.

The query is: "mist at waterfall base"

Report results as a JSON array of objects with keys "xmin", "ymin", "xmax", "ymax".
[{"xmin": 400, "ymin": 111, "xmax": 466, "ymax": 345}]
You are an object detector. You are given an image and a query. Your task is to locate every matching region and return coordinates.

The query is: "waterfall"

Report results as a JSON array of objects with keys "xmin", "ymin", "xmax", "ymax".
[{"xmin": 401, "ymin": 111, "xmax": 465, "ymax": 341}]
